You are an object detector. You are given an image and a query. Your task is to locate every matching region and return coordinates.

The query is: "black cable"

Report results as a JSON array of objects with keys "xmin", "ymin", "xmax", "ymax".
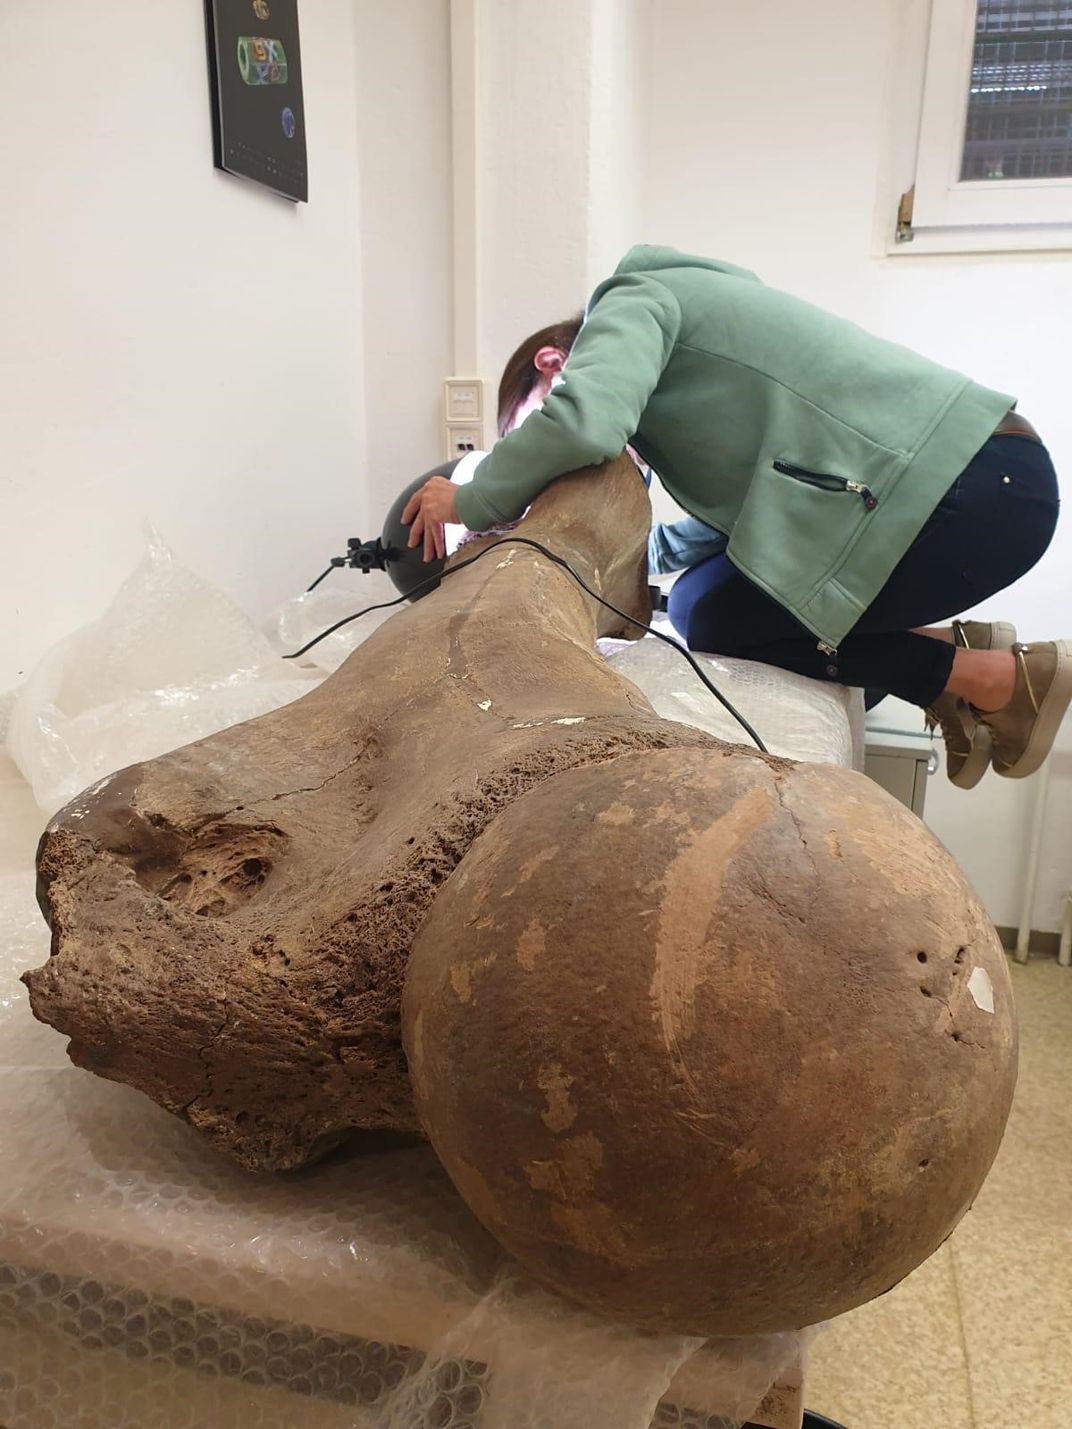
[
  {"xmin": 285, "ymin": 566, "xmax": 464, "ymax": 658},
  {"xmin": 306, "ymin": 565, "xmax": 337, "ymax": 593},
  {"xmin": 286, "ymin": 538, "xmax": 768, "ymax": 754}
]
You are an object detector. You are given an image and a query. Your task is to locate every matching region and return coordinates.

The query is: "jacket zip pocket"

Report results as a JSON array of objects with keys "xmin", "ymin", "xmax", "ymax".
[{"xmin": 773, "ymin": 460, "xmax": 878, "ymax": 511}]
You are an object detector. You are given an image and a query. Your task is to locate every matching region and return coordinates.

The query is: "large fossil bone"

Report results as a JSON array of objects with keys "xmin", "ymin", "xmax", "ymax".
[{"xmin": 25, "ymin": 455, "xmax": 1017, "ymax": 1335}]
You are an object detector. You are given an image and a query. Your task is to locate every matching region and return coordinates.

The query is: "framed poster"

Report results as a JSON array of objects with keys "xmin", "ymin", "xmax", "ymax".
[{"xmin": 205, "ymin": 0, "xmax": 308, "ymax": 203}]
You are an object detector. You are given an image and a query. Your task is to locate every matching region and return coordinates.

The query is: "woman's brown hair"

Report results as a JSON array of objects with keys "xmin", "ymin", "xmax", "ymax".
[{"xmin": 496, "ymin": 314, "xmax": 584, "ymax": 438}]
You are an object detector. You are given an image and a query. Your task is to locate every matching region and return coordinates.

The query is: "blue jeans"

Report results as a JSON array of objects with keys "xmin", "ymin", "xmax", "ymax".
[{"xmin": 668, "ymin": 435, "xmax": 1060, "ymax": 708}]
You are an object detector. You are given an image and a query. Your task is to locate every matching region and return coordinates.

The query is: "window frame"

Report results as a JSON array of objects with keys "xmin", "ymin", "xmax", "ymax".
[{"xmin": 898, "ymin": 0, "xmax": 1072, "ymax": 251}]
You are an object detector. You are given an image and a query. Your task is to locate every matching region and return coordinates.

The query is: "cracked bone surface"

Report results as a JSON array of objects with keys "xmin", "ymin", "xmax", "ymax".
[{"xmin": 25, "ymin": 454, "xmax": 1017, "ymax": 1336}]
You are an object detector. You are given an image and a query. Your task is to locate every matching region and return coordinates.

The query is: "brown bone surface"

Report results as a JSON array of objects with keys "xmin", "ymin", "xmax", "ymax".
[
  {"xmin": 403, "ymin": 747, "xmax": 1017, "ymax": 1334},
  {"xmin": 26, "ymin": 457, "xmax": 720, "ymax": 1170}
]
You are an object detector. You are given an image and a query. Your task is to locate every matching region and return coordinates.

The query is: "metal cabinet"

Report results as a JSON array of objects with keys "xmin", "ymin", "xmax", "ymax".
[{"xmin": 863, "ymin": 698, "xmax": 935, "ymax": 818}]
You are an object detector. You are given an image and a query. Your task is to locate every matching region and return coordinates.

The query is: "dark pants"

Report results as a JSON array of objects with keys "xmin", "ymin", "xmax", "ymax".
[{"xmin": 668, "ymin": 435, "xmax": 1060, "ymax": 708}]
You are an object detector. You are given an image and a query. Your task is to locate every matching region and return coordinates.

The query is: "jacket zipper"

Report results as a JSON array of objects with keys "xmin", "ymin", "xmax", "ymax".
[{"xmin": 773, "ymin": 460, "xmax": 878, "ymax": 511}]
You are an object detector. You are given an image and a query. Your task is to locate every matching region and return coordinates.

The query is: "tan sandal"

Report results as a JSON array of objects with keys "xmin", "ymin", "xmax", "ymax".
[
  {"xmin": 952, "ymin": 619, "xmax": 1017, "ymax": 652},
  {"xmin": 976, "ymin": 641, "xmax": 1072, "ymax": 778},
  {"xmin": 925, "ymin": 694, "xmax": 989, "ymax": 788},
  {"xmin": 925, "ymin": 620, "xmax": 1016, "ymax": 787}
]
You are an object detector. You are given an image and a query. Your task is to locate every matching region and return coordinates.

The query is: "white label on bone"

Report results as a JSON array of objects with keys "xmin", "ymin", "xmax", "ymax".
[
  {"xmin": 967, "ymin": 966, "xmax": 995, "ymax": 1014},
  {"xmin": 478, "ymin": 700, "xmax": 493, "ymax": 711}
]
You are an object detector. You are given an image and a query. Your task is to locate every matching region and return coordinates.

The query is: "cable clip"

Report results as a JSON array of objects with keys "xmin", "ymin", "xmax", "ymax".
[{"xmin": 343, "ymin": 537, "xmax": 398, "ymax": 573}]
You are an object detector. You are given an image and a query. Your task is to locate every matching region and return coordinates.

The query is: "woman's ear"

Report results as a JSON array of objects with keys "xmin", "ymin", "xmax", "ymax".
[{"xmin": 533, "ymin": 345, "xmax": 567, "ymax": 376}]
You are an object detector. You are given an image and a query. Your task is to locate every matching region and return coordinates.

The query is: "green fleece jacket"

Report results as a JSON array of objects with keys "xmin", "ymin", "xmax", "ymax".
[{"xmin": 454, "ymin": 245, "xmax": 1014, "ymax": 649}]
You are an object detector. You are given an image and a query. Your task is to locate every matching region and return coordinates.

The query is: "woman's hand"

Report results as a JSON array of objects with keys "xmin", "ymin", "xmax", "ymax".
[{"xmin": 401, "ymin": 476, "xmax": 460, "ymax": 562}]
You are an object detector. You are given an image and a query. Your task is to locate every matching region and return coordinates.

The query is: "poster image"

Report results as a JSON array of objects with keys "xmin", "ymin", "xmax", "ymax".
[{"xmin": 205, "ymin": 0, "xmax": 308, "ymax": 203}]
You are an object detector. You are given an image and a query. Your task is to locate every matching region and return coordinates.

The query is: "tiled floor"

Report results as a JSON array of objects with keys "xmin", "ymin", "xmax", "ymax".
[
  {"xmin": 807, "ymin": 953, "xmax": 1072, "ymax": 1428},
  {"xmin": 2, "ymin": 751, "xmax": 1070, "ymax": 1428}
]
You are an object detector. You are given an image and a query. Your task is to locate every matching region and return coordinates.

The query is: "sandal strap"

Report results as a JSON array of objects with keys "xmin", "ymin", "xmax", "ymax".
[{"xmin": 1015, "ymin": 645, "xmax": 1041, "ymax": 717}]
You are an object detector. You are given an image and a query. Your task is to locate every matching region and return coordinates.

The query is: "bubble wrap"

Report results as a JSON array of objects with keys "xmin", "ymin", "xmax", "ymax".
[{"xmin": 603, "ymin": 622, "xmax": 864, "ymax": 769}]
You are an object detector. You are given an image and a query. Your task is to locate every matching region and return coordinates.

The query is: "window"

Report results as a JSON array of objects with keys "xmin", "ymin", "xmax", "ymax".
[
  {"xmin": 962, "ymin": 3, "xmax": 1072, "ymax": 180},
  {"xmin": 898, "ymin": 0, "xmax": 1072, "ymax": 250}
]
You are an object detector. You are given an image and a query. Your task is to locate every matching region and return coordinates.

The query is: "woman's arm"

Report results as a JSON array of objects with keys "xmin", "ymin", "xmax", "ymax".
[{"xmin": 453, "ymin": 272, "xmax": 683, "ymax": 531}]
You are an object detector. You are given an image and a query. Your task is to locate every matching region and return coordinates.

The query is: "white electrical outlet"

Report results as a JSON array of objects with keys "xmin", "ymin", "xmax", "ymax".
[
  {"xmin": 444, "ymin": 377, "xmax": 491, "ymax": 459},
  {"xmin": 444, "ymin": 378, "xmax": 483, "ymax": 422},
  {"xmin": 445, "ymin": 425, "xmax": 484, "ymax": 461}
]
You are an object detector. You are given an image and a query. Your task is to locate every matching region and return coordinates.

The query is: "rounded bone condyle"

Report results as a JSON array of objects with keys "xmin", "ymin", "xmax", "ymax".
[{"xmin": 403, "ymin": 746, "xmax": 1017, "ymax": 1336}]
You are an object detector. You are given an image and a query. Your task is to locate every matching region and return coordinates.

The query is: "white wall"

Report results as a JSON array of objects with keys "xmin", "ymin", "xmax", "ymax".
[
  {"xmin": 353, "ymin": 1, "xmax": 453, "ymax": 516},
  {"xmin": 463, "ymin": 0, "xmax": 647, "ymax": 408},
  {"xmin": 587, "ymin": 0, "xmax": 647, "ymax": 282},
  {"xmin": 470, "ymin": 2, "xmax": 602, "ymax": 383},
  {"xmin": 0, "ymin": 0, "xmax": 367, "ymax": 692},
  {"xmin": 640, "ymin": 0, "xmax": 1072, "ymax": 932}
]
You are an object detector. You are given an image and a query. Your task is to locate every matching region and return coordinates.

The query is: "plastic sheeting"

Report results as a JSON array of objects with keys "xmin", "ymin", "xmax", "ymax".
[
  {"xmin": 0, "ymin": 541, "xmax": 852, "ymax": 1427},
  {"xmin": 602, "ymin": 620, "xmax": 862, "ymax": 769},
  {"xmin": 5, "ymin": 532, "xmax": 318, "ymax": 814},
  {"xmin": 269, "ymin": 577, "xmax": 403, "ymax": 676}
]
